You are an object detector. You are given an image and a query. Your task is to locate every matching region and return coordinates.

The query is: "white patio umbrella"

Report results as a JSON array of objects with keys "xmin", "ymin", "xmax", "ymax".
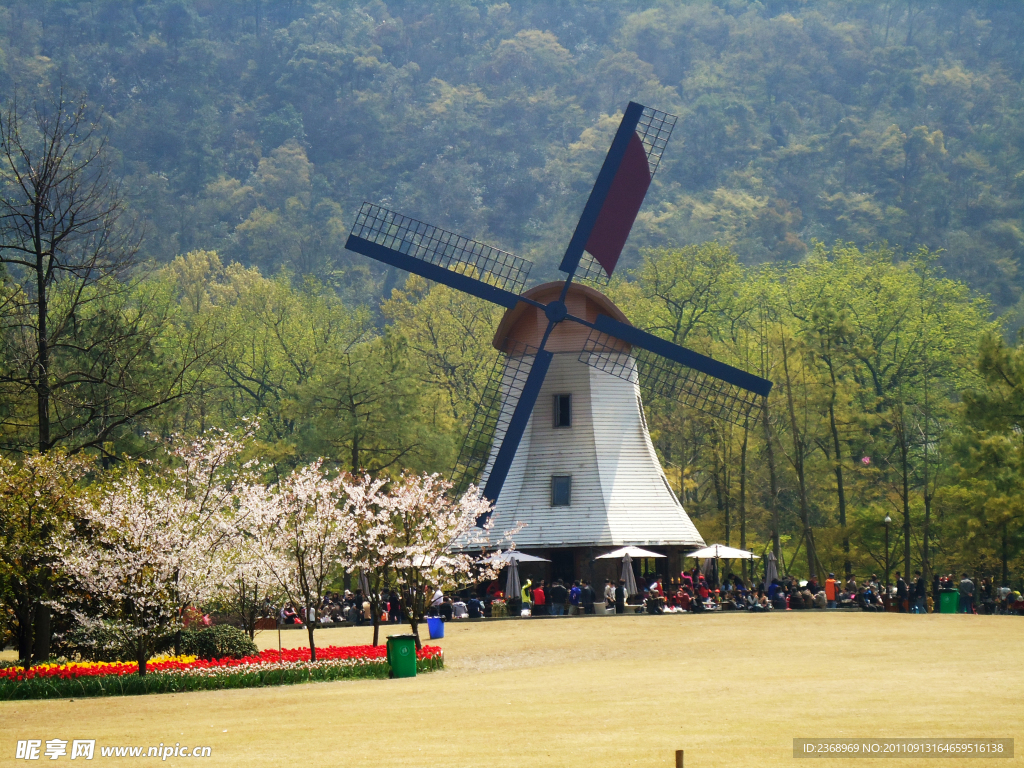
[
  {"xmin": 686, "ymin": 544, "xmax": 758, "ymax": 588},
  {"xmin": 505, "ymin": 563, "xmax": 521, "ymax": 603},
  {"xmin": 596, "ymin": 546, "xmax": 667, "ymax": 560},
  {"xmin": 686, "ymin": 544, "xmax": 760, "ymax": 560},
  {"xmin": 764, "ymin": 551, "xmax": 779, "ymax": 586},
  {"xmin": 596, "ymin": 547, "xmax": 665, "ymax": 597},
  {"xmin": 701, "ymin": 556, "xmax": 715, "ymax": 581},
  {"xmin": 620, "ymin": 554, "xmax": 639, "ymax": 597},
  {"xmin": 484, "ymin": 551, "xmax": 552, "ymax": 564},
  {"xmin": 485, "ymin": 551, "xmax": 550, "ymax": 601}
]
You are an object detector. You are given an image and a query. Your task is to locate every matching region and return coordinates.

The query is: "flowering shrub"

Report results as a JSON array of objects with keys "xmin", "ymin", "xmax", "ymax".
[{"xmin": 0, "ymin": 645, "xmax": 443, "ymax": 700}]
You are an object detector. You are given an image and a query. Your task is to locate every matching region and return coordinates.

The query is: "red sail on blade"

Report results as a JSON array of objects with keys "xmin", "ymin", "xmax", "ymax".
[{"xmin": 583, "ymin": 131, "xmax": 652, "ymax": 276}]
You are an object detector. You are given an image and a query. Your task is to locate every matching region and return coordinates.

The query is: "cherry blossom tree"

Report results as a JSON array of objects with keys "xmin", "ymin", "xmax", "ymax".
[
  {"xmin": 162, "ymin": 426, "xmax": 260, "ymax": 653},
  {"xmin": 60, "ymin": 465, "xmax": 212, "ymax": 675},
  {"xmin": 59, "ymin": 428, "xmax": 255, "ymax": 674},
  {"xmin": 383, "ymin": 474, "xmax": 506, "ymax": 649},
  {"xmin": 245, "ymin": 461, "xmax": 350, "ymax": 661},
  {"xmin": 210, "ymin": 530, "xmax": 282, "ymax": 641}
]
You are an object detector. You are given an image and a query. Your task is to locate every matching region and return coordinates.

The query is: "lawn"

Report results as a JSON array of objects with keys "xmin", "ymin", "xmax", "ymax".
[{"xmin": 2, "ymin": 612, "xmax": 1020, "ymax": 767}]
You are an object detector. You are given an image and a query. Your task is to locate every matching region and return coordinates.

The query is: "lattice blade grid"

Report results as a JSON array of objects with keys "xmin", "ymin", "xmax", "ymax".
[
  {"xmin": 575, "ymin": 250, "xmax": 612, "ymax": 285},
  {"xmin": 351, "ymin": 203, "xmax": 532, "ymax": 294},
  {"xmin": 637, "ymin": 106, "xmax": 677, "ymax": 176},
  {"xmin": 450, "ymin": 340, "xmax": 540, "ymax": 495},
  {"xmin": 579, "ymin": 330, "xmax": 764, "ymax": 427}
]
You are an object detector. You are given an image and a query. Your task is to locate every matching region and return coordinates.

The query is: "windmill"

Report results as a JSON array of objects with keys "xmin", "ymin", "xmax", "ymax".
[{"xmin": 345, "ymin": 102, "xmax": 772, "ymax": 548}]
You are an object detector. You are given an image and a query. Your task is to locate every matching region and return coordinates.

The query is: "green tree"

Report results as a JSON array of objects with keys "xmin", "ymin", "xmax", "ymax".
[{"xmin": 0, "ymin": 451, "xmax": 91, "ymax": 664}]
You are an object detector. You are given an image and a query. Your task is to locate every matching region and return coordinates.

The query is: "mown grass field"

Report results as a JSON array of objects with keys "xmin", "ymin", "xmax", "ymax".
[{"xmin": 2, "ymin": 612, "xmax": 1020, "ymax": 767}]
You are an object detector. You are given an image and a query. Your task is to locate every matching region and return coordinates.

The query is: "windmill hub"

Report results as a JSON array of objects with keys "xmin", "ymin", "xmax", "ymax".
[{"xmin": 544, "ymin": 299, "xmax": 568, "ymax": 324}]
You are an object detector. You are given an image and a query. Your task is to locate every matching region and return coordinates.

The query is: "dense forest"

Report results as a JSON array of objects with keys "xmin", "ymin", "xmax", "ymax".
[
  {"xmin": 0, "ymin": 1, "xmax": 1022, "ymax": 304},
  {"xmin": 1, "ymin": 0, "xmax": 1024, "ymax": 603}
]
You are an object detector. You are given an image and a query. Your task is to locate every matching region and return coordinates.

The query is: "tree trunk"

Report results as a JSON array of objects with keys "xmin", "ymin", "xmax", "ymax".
[
  {"xmin": 409, "ymin": 618, "xmax": 422, "ymax": 651},
  {"xmin": 827, "ymin": 397, "xmax": 851, "ymax": 579},
  {"xmin": 31, "ymin": 603, "xmax": 50, "ymax": 663},
  {"xmin": 762, "ymin": 404, "xmax": 781, "ymax": 563},
  {"xmin": 780, "ymin": 336, "xmax": 817, "ymax": 579},
  {"xmin": 137, "ymin": 638, "xmax": 147, "ymax": 677},
  {"xmin": 739, "ymin": 424, "xmax": 749, "ymax": 582},
  {"xmin": 306, "ymin": 621, "xmax": 317, "ymax": 661},
  {"xmin": 15, "ymin": 601, "xmax": 33, "ymax": 667},
  {"xmin": 900, "ymin": 424, "xmax": 912, "ymax": 577},
  {"xmin": 1002, "ymin": 521, "xmax": 1009, "ymax": 586},
  {"xmin": 35, "ymin": 258, "xmax": 50, "ymax": 452},
  {"xmin": 923, "ymin": 490, "xmax": 931, "ymax": 585}
]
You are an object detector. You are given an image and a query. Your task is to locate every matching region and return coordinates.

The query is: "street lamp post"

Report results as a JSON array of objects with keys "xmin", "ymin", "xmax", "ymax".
[{"xmin": 884, "ymin": 515, "xmax": 892, "ymax": 592}]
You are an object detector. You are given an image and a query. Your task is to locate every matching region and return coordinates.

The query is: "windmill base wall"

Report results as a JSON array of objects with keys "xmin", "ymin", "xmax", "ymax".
[{"xmin": 473, "ymin": 352, "xmax": 705, "ymax": 555}]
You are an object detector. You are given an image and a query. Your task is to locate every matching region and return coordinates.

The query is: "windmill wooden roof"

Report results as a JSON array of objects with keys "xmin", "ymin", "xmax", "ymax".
[{"xmin": 493, "ymin": 282, "xmax": 631, "ymax": 354}]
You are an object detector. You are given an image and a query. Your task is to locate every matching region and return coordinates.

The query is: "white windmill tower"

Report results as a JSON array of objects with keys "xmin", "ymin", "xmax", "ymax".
[{"xmin": 479, "ymin": 281, "xmax": 705, "ymax": 557}]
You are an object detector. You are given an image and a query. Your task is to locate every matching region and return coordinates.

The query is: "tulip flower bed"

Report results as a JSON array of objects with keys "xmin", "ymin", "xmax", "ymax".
[{"xmin": 0, "ymin": 645, "xmax": 444, "ymax": 701}]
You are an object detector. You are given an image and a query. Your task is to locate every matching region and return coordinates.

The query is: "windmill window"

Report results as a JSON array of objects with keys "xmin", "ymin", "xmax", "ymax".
[
  {"xmin": 551, "ymin": 475, "xmax": 572, "ymax": 507},
  {"xmin": 553, "ymin": 394, "xmax": 572, "ymax": 428}
]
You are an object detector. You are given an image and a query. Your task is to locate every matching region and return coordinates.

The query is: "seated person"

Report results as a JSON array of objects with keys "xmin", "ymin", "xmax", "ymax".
[
  {"xmin": 679, "ymin": 589, "xmax": 692, "ymax": 612},
  {"xmin": 280, "ymin": 604, "xmax": 300, "ymax": 625},
  {"xmin": 771, "ymin": 590, "xmax": 788, "ymax": 611},
  {"xmin": 467, "ymin": 594, "xmax": 484, "ymax": 618},
  {"xmin": 856, "ymin": 588, "xmax": 878, "ymax": 611},
  {"xmin": 438, "ymin": 597, "xmax": 455, "ymax": 621},
  {"xmin": 453, "ymin": 600, "xmax": 468, "ymax": 618}
]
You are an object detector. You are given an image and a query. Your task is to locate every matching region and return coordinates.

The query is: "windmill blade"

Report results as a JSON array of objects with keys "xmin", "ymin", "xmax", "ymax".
[
  {"xmin": 560, "ymin": 102, "xmax": 676, "ymax": 280},
  {"xmin": 346, "ymin": 203, "xmax": 531, "ymax": 309},
  {"xmin": 482, "ymin": 348, "xmax": 552, "ymax": 505},
  {"xmin": 450, "ymin": 340, "xmax": 551, "ymax": 524},
  {"xmin": 578, "ymin": 314, "xmax": 771, "ymax": 426},
  {"xmin": 450, "ymin": 340, "xmax": 533, "ymax": 497}
]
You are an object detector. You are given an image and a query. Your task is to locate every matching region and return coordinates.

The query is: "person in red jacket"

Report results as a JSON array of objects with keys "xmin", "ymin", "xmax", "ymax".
[{"xmin": 532, "ymin": 581, "xmax": 547, "ymax": 616}]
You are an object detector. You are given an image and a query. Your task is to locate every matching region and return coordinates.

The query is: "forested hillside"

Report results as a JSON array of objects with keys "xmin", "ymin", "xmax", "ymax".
[{"xmin": 0, "ymin": 1, "xmax": 1022, "ymax": 305}]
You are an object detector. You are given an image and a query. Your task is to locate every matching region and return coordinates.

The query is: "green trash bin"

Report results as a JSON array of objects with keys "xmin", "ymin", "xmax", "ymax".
[
  {"xmin": 386, "ymin": 634, "xmax": 418, "ymax": 678},
  {"xmin": 939, "ymin": 591, "xmax": 958, "ymax": 614}
]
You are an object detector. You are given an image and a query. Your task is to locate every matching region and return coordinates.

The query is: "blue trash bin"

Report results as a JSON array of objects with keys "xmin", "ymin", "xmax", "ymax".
[{"xmin": 427, "ymin": 617, "xmax": 445, "ymax": 639}]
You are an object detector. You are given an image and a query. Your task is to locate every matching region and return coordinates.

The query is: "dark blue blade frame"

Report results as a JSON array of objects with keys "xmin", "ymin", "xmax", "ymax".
[
  {"xmin": 593, "ymin": 314, "xmax": 772, "ymax": 397},
  {"xmin": 481, "ymin": 350, "xmax": 553, "ymax": 502},
  {"xmin": 346, "ymin": 234, "xmax": 522, "ymax": 309},
  {"xmin": 558, "ymin": 102, "xmax": 644, "ymax": 277}
]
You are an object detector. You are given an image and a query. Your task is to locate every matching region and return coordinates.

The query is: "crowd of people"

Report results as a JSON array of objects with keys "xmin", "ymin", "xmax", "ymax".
[
  {"xmin": 469, "ymin": 568, "xmax": 1024, "ymax": 618},
  {"xmin": 258, "ymin": 569, "xmax": 1024, "ymax": 627},
  {"xmin": 265, "ymin": 589, "xmax": 409, "ymax": 627}
]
